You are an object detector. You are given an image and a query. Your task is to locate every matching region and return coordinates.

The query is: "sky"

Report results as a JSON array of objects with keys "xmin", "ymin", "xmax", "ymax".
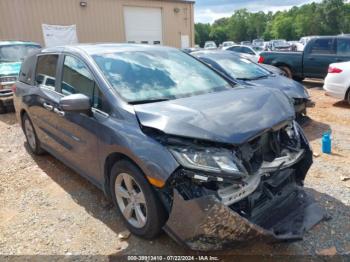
[{"xmin": 194, "ymin": 0, "xmax": 323, "ymax": 23}]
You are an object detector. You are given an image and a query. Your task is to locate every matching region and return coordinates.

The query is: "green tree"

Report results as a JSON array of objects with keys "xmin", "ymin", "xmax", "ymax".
[
  {"xmin": 194, "ymin": 0, "xmax": 350, "ymax": 45},
  {"xmin": 209, "ymin": 26, "xmax": 228, "ymax": 45},
  {"xmin": 195, "ymin": 23, "xmax": 211, "ymax": 47},
  {"xmin": 270, "ymin": 14, "xmax": 295, "ymax": 40}
]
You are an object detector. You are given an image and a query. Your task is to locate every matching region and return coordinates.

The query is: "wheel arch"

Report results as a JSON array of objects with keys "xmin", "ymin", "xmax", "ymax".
[
  {"xmin": 345, "ymin": 86, "xmax": 350, "ymax": 101},
  {"xmin": 19, "ymin": 109, "xmax": 28, "ymax": 129},
  {"xmin": 273, "ymin": 62, "xmax": 292, "ymax": 70},
  {"xmin": 103, "ymin": 152, "xmax": 147, "ymax": 199}
]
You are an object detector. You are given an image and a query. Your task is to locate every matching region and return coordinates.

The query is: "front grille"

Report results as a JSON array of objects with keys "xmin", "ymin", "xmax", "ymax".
[
  {"xmin": 238, "ymin": 131, "xmax": 281, "ymax": 174},
  {"xmin": 0, "ymin": 76, "xmax": 17, "ymax": 83}
]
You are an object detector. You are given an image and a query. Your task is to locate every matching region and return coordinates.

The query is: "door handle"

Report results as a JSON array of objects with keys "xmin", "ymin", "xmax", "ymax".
[
  {"xmin": 43, "ymin": 103, "xmax": 53, "ymax": 111},
  {"xmin": 336, "ymin": 58, "xmax": 343, "ymax": 62},
  {"xmin": 54, "ymin": 108, "xmax": 65, "ymax": 117},
  {"xmin": 309, "ymin": 57, "xmax": 315, "ymax": 60}
]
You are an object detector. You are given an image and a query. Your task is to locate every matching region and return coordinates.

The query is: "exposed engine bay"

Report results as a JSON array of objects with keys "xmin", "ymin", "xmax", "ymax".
[{"xmin": 147, "ymin": 120, "xmax": 326, "ymax": 250}]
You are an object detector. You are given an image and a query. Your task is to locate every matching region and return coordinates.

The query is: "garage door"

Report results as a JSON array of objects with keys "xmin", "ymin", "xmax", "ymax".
[{"xmin": 123, "ymin": 6, "xmax": 163, "ymax": 45}]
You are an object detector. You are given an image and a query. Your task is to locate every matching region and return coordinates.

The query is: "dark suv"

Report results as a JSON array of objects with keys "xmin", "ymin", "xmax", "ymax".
[{"xmin": 14, "ymin": 44, "xmax": 325, "ymax": 251}]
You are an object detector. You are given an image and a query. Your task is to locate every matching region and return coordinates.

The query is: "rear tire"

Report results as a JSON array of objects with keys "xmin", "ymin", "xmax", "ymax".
[
  {"xmin": 110, "ymin": 160, "xmax": 166, "ymax": 239},
  {"xmin": 22, "ymin": 113, "xmax": 45, "ymax": 155},
  {"xmin": 347, "ymin": 89, "xmax": 350, "ymax": 105},
  {"xmin": 279, "ymin": 66, "xmax": 293, "ymax": 79}
]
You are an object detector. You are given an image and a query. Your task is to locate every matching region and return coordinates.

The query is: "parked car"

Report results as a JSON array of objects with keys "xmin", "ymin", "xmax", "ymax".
[
  {"xmin": 192, "ymin": 50, "xmax": 314, "ymax": 117},
  {"xmin": 204, "ymin": 41, "xmax": 217, "ymax": 49},
  {"xmin": 259, "ymin": 36, "xmax": 350, "ymax": 80},
  {"xmin": 240, "ymin": 41, "xmax": 251, "ymax": 46},
  {"xmin": 0, "ymin": 41, "xmax": 41, "ymax": 113},
  {"xmin": 14, "ymin": 44, "xmax": 324, "ymax": 251},
  {"xmin": 324, "ymin": 61, "xmax": 350, "ymax": 103},
  {"xmin": 221, "ymin": 41, "xmax": 235, "ymax": 48},
  {"xmin": 181, "ymin": 47, "xmax": 201, "ymax": 54},
  {"xmin": 224, "ymin": 45, "xmax": 260, "ymax": 62},
  {"xmin": 268, "ymin": 39, "xmax": 292, "ymax": 51},
  {"xmin": 252, "ymin": 39, "xmax": 264, "ymax": 47}
]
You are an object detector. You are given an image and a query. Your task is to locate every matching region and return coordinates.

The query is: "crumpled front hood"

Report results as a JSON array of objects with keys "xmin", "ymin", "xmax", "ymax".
[
  {"xmin": 245, "ymin": 75, "xmax": 309, "ymax": 99},
  {"xmin": 0, "ymin": 62, "xmax": 21, "ymax": 77},
  {"xmin": 134, "ymin": 87, "xmax": 295, "ymax": 145}
]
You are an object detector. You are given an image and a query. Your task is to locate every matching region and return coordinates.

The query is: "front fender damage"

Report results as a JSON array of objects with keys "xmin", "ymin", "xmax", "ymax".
[
  {"xmin": 159, "ymin": 121, "xmax": 327, "ymax": 251},
  {"xmin": 164, "ymin": 186, "xmax": 326, "ymax": 251}
]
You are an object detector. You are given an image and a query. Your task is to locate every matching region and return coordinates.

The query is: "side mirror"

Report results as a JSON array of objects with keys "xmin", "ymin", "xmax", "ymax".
[{"xmin": 59, "ymin": 93, "xmax": 91, "ymax": 114}]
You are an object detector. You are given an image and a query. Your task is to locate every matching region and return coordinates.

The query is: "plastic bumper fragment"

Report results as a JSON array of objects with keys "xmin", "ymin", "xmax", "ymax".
[{"xmin": 164, "ymin": 187, "xmax": 327, "ymax": 251}]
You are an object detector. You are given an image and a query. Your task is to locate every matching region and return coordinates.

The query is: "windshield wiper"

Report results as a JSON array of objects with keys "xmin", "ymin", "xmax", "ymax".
[
  {"xmin": 236, "ymin": 77, "xmax": 253, "ymax": 81},
  {"xmin": 237, "ymin": 75, "xmax": 269, "ymax": 81},
  {"xmin": 129, "ymin": 98, "xmax": 170, "ymax": 105},
  {"xmin": 252, "ymin": 75, "xmax": 269, "ymax": 80}
]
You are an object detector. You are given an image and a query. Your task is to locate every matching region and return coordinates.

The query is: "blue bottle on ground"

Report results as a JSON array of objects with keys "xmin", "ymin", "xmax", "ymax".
[{"xmin": 322, "ymin": 132, "xmax": 332, "ymax": 154}]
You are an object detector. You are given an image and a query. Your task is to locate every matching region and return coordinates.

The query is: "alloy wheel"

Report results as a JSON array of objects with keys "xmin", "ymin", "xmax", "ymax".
[
  {"xmin": 24, "ymin": 118, "xmax": 36, "ymax": 150},
  {"xmin": 114, "ymin": 173, "xmax": 147, "ymax": 228}
]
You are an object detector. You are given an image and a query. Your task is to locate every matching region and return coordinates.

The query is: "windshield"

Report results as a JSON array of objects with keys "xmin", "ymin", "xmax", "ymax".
[
  {"xmin": 0, "ymin": 45, "xmax": 40, "ymax": 63},
  {"xmin": 213, "ymin": 56, "xmax": 271, "ymax": 80},
  {"xmin": 93, "ymin": 49, "xmax": 231, "ymax": 103}
]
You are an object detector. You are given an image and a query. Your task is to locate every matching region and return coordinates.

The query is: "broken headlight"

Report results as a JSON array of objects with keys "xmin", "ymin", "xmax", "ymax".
[{"xmin": 169, "ymin": 146, "xmax": 246, "ymax": 178}]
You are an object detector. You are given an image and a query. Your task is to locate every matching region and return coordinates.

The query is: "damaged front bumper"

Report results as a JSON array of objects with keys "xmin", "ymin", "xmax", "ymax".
[
  {"xmin": 164, "ymin": 179, "xmax": 326, "ymax": 251},
  {"xmin": 159, "ymin": 121, "xmax": 326, "ymax": 251}
]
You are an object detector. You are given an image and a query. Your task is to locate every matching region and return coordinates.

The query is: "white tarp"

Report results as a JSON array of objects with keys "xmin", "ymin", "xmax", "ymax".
[{"xmin": 42, "ymin": 24, "xmax": 78, "ymax": 48}]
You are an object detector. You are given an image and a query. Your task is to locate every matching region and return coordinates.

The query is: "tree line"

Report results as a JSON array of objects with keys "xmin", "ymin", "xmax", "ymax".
[{"xmin": 195, "ymin": 0, "xmax": 350, "ymax": 47}]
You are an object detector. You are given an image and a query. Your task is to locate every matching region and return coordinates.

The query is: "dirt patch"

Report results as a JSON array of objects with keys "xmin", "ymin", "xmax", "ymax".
[{"xmin": 0, "ymin": 81, "xmax": 349, "ymax": 257}]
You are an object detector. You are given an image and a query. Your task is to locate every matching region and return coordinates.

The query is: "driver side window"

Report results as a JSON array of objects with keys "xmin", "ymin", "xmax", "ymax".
[{"xmin": 61, "ymin": 55, "xmax": 109, "ymax": 112}]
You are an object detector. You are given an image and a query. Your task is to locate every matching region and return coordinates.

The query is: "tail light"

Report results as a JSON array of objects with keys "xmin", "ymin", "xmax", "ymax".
[
  {"xmin": 11, "ymin": 84, "xmax": 16, "ymax": 93},
  {"xmin": 328, "ymin": 66, "xmax": 342, "ymax": 73},
  {"xmin": 258, "ymin": 56, "xmax": 264, "ymax": 63}
]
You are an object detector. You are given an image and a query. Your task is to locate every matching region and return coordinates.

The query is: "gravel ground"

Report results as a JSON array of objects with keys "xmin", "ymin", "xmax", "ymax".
[{"xmin": 0, "ymin": 80, "xmax": 349, "ymax": 260}]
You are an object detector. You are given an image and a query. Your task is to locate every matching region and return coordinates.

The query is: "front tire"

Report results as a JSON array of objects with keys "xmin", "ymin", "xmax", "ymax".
[
  {"xmin": 22, "ymin": 113, "xmax": 45, "ymax": 155},
  {"xmin": 110, "ymin": 160, "xmax": 166, "ymax": 239}
]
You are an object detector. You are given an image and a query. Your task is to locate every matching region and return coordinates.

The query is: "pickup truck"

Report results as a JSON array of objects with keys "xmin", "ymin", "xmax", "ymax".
[
  {"xmin": 0, "ymin": 41, "xmax": 41, "ymax": 113},
  {"xmin": 258, "ymin": 36, "xmax": 350, "ymax": 80}
]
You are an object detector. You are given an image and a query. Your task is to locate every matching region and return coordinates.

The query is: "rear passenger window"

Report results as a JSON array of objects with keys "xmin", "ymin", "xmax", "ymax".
[
  {"xmin": 61, "ymin": 55, "xmax": 109, "ymax": 112},
  {"xmin": 337, "ymin": 38, "xmax": 350, "ymax": 55},
  {"xmin": 19, "ymin": 54, "xmax": 37, "ymax": 85},
  {"xmin": 310, "ymin": 39, "xmax": 335, "ymax": 54},
  {"xmin": 35, "ymin": 55, "xmax": 58, "ymax": 90}
]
